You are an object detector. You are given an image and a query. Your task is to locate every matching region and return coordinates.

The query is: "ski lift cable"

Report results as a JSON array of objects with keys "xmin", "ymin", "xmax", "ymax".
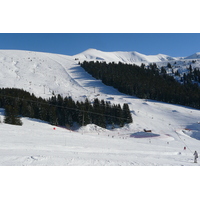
[
  {"xmin": 174, "ymin": 128, "xmax": 193, "ymax": 154},
  {"xmin": 0, "ymin": 93, "xmax": 132, "ymax": 121},
  {"xmin": 0, "ymin": 91, "xmax": 132, "ymax": 112}
]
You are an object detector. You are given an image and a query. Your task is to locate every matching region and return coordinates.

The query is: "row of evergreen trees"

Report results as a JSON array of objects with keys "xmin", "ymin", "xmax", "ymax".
[
  {"xmin": 80, "ymin": 61, "xmax": 200, "ymax": 109},
  {"xmin": 182, "ymin": 65, "xmax": 200, "ymax": 84},
  {"xmin": 0, "ymin": 88, "xmax": 132, "ymax": 128}
]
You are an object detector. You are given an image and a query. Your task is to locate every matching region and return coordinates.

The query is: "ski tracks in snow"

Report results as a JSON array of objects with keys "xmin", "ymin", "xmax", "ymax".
[{"xmin": 45, "ymin": 54, "xmax": 89, "ymax": 96}]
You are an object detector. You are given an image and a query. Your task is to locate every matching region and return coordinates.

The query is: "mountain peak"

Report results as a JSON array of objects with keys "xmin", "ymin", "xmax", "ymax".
[{"xmin": 185, "ymin": 52, "xmax": 200, "ymax": 59}]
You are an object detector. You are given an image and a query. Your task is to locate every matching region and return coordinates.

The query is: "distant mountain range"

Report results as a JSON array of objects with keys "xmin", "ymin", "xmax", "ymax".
[{"xmin": 73, "ymin": 48, "xmax": 200, "ymax": 64}]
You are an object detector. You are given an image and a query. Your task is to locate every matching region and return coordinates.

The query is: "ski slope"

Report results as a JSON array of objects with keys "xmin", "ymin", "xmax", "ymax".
[
  {"xmin": 0, "ymin": 113, "xmax": 200, "ymax": 166},
  {"xmin": 0, "ymin": 49, "xmax": 200, "ymax": 166}
]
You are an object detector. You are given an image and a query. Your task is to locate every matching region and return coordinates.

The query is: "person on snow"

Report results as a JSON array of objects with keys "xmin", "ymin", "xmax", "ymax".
[{"xmin": 194, "ymin": 151, "xmax": 198, "ymax": 163}]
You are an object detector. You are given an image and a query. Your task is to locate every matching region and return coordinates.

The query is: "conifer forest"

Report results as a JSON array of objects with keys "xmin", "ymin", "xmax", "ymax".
[
  {"xmin": 0, "ymin": 88, "xmax": 132, "ymax": 127},
  {"xmin": 81, "ymin": 61, "xmax": 200, "ymax": 109}
]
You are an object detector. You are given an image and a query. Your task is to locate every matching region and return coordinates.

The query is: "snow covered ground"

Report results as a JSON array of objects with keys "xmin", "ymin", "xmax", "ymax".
[
  {"xmin": 0, "ymin": 99, "xmax": 200, "ymax": 166},
  {"xmin": 0, "ymin": 49, "xmax": 200, "ymax": 166}
]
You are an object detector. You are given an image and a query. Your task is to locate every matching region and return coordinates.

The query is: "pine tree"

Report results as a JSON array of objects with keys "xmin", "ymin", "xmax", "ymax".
[
  {"xmin": 83, "ymin": 98, "xmax": 92, "ymax": 125},
  {"xmin": 122, "ymin": 103, "xmax": 133, "ymax": 124},
  {"xmin": 4, "ymin": 105, "xmax": 23, "ymax": 126},
  {"xmin": 92, "ymin": 98, "xmax": 106, "ymax": 127},
  {"xmin": 115, "ymin": 104, "xmax": 124, "ymax": 127},
  {"xmin": 167, "ymin": 63, "xmax": 172, "ymax": 68},
  {"xmin": 48, "ymin": 106, "xmax": 57, "ymax": 125},
  {"xmin": 161, "ymin": 67, "xmax": 167, "ymax": 74}
]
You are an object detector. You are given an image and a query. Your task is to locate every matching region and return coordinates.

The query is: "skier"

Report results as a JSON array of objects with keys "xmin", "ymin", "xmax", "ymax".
[{"xmin": 193, "ymin": 151, "xmax": 198, "ymax": 163}]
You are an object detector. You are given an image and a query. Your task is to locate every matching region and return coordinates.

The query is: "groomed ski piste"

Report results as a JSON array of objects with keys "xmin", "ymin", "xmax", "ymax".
[{"xmin": 0, "ymin": 49, "xmax": 200, "ymax": 166}]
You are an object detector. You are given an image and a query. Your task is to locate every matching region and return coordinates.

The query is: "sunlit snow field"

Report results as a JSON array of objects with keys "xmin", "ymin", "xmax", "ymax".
[{"xmin": 0, "ymin": 49, "xmax": 200, "ymax": 166}]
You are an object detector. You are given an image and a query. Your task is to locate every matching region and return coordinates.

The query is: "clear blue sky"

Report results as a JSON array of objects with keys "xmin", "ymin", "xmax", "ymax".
[{"xmin": 0, "ymin": 33, "xmax": 199, "ymax": 57}]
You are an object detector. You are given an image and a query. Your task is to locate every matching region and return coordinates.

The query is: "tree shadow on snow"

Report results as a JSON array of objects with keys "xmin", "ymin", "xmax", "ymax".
[
  {"xmin": 185, "ymin": 123, "xmax": 200, "ymax": 140},
  {"xmin": 130, "ymin": 132, "xmax": 160, "ymax": 138},
  {"xmin": 69, "ymin": 66, "xmax": 125, "ymax": 95}
]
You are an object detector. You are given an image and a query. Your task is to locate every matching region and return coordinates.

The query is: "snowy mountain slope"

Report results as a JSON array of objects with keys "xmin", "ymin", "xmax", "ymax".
[
  {"xmin": 0, "ymin": 50, "xmax": 89, "ymax": 100},
  {"xmin": 185, "ymin": 52, "xmax": 200, "ymax": 59},
  {"xmin": 74, "ymin": 49, "xmax": 200, "ymax": 84},
  {"xmin": 0, "ymin": 48, "xmax": 199, "ymax": 100},
  {"xmin": 0, "ymin": 49, "xmax": 200, "ymax": 165},
  {"xmin": 0, "ymin": 49, "xmax": 180, "ymax": 100},
  {"xmin": 73, "ymin": 48, "xmax": 177, "ymax": 64}
]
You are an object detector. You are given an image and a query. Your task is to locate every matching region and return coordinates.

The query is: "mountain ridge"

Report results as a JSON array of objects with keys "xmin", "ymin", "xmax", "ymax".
[
  {"xmin": 73, "ymin": 48, "xmax": 177, "ymax": 63},
  {"xmin": 73, "ymin": 48, "xmax": 200, "ymax": 64}
]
